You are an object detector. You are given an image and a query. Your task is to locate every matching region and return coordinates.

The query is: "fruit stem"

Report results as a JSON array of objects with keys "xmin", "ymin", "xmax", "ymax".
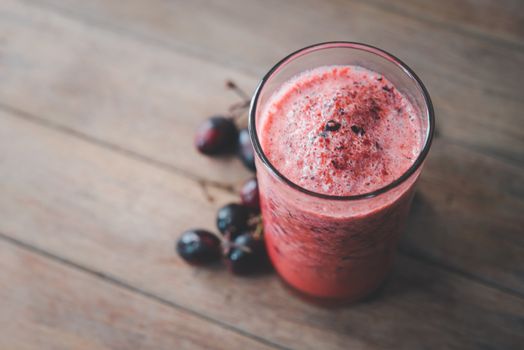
[
  {"xmin": 226, "ymin": 80, "xmax": 251, "ymax": 102},
  {"xmin": 222, "ymin": 240, "xmax": 252, "ymax": 254},
  {"xmin": 228, "ymin": 100, "xmax": 250, "ymax": 122},
  {"xmin": 253, "ymin": 220, "xmax": 264, "ymax": 240}
]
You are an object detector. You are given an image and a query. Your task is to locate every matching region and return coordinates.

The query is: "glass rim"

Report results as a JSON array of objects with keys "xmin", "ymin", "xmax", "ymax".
[{"xmin": 249, "ymin": 41, "xmax": 435, "ymax": 201}]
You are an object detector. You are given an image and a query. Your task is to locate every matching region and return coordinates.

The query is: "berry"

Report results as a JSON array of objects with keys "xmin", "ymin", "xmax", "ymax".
[
  {"xmin": 226, "ymin": 232, "xmax": 268, "ymax": 275},
  {"xmin": 237, "ymin": 128, "xmax": 256, "ymax": 171},
  {"xmin": 176, "ymin": 229, "xmax": 221, "ymax": 265},
  {"xmin": 216, "ymin": 203, "xmax": 252, "ymax": 239},
  {"xmin": 240, "ymin": 178, "xmax": 260, "ymax": 210},
  {"xmin": 195, "ymin": 116, "xmax": 238, "ymax": 155}
]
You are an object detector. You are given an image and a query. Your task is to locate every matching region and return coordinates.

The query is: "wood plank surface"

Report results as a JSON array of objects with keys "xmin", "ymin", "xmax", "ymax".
[
  {"xmin": 0, "ymin": 239, "xmax": 276, "ymax": 350},
  {"xmin": 1, "ymin": 107, "xmax": 523, "ymax": 349},
  {"xmin": 366, "ymin": 0, "xmax": 524, "ymax": 45},
  {"xmin": 23, "ymin": 0, "xmax": 524, "ymax": 164},
  {"xmin": 1, "ymin": 0, "xmax": 523, "ymax": 348},
  {"xmin": 0, "ymin": 0, "xmax": 255, "ymax": 186},
  {"xmin": 402, "ymin": 142, "xmax": 524, "ymax": 293},
  {"xmin": 0, "ymin": 0, "xmax": 523, "ymax": 294}
]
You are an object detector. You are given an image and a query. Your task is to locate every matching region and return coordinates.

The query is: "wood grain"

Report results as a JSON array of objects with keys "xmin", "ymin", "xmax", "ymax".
[
  {"xmin": 1, "ymin": 1, "xmax": 523, "ymax": 348},
  {"xmin": 365, "ymin": 0, "xmax": 524, "ymax": 45},
  {"xmin": 0, "ymin": 0, "xmax": 255, "ymax": 186},
  {"xmin": 1, "ymin": 109, "xmax": 523, "ymax": 349},
  {"xmin": 0, "ymin": 239, "xmax": 275, "ymax": 350},
  {"xmin": 22, "ymin": 0, "xmax": 524, "ymax": 164},
  {"xmin": 402, "ymin": 142, "xmax": 524, "ymax": 293},
  {"xmin": 0, "ymin": 0, "xmax": 522, "ymax": 293}
]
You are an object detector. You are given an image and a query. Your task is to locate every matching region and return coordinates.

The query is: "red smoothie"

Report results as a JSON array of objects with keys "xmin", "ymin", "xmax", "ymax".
[
  {"xmin": 254, "ymin": 63, "xmax": 427, "ymax": 300},
  {"xmin": 259, "ymin": 65, "xmax": 422, "ymax": 196}
]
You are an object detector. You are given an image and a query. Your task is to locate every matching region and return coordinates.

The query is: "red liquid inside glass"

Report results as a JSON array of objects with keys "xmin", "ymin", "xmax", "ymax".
[{"xmin": 256, "ymin": 65, "xmax": 424, "ymax": 300}]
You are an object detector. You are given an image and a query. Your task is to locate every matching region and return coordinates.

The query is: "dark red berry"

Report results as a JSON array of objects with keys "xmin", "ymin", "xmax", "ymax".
[
  {"xmin": 237, "ymin": 128, "xmax": 256, "ymax": 171},
  {"xmin": 226, "ymin": 232, "xmax": 268, "ymax": 275},
  {"xmin": 216, "ymin": 203, "xmax": 253, "ymax": 239},
  {"xmin": 176, "ymin": 229, "xmax": 221, "ymax": 265},
  {"xmin": 240, "ymin": 177, "xmax": 260, "ymax": 210},
  {"xmin": 195, "ymin": 116, "xmax": 238, "ymax": 155}
]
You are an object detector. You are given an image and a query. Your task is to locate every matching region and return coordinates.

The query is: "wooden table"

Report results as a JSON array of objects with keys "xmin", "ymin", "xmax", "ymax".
[{"xmin": 1, "ymin": 0, "xmax": 523, "ymax": 349}]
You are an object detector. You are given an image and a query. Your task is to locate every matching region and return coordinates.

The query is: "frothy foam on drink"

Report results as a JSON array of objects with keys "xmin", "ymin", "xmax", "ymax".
[{"xmin": 259, "ymin": 65, "xmax": 423, "ymax": 196}]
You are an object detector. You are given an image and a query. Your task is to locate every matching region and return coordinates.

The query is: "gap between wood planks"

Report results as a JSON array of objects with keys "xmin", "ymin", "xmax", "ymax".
[
  {"xmin": 0, "ymin": 103, "xmax": 237, "ymax": 196},
  {"xmin": 353, "ymin": 0, "xmax": 524, "ymax": 51},
  {"xmin": 22, "ymin": 0, "xmax": 260, "ymax": 78},
  {"xmin": 25, "ymin": 0, "xmax": 524, "ymax": 52},
  {"xmin": 19, "ymin": 0, "xmax": 524, "ymax": 169},
  {"xmin": 0, "ymin": 101, "xmax": 523, "ymax": 301},
  {"xmin": 0, "ymin": 231, "xmax": 292, "ymax": 350}
]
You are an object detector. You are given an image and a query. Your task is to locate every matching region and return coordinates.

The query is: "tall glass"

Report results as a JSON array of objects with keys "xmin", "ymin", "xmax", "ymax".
[{"xmin": 249, "ymin": 42, "xmax": 434, "ymax": 300}]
